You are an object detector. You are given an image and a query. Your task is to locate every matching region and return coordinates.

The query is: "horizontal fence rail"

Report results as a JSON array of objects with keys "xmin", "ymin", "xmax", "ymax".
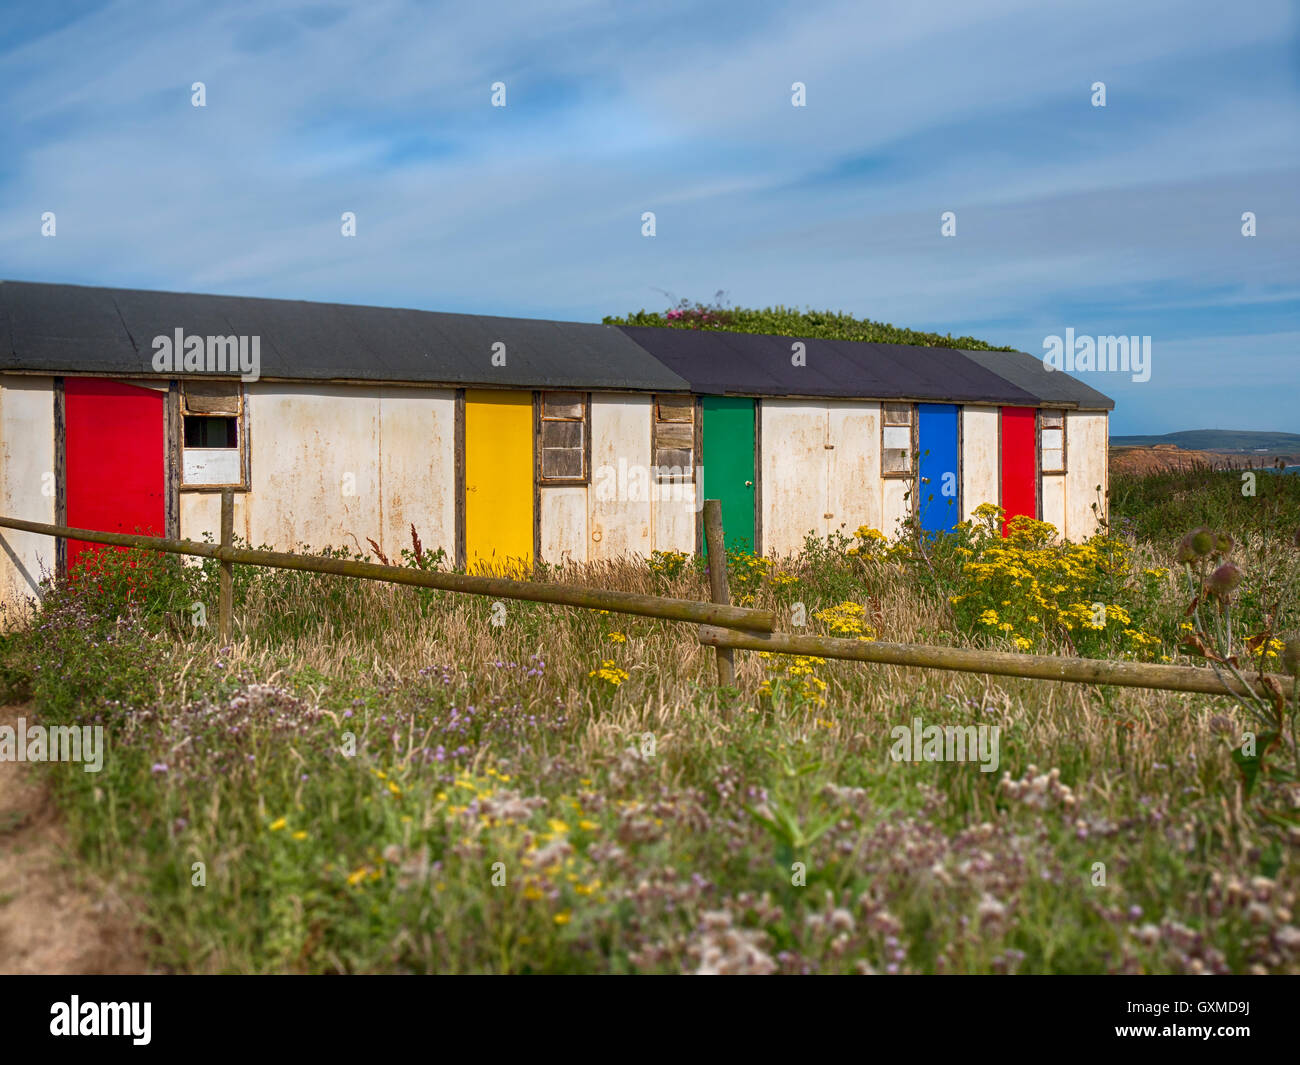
[
  {"xmin": 698, "ymin": 625, "xmax": 1293, "ymax": 700},
  {"xmin": 1, "ymin": 510, "xmax": 1291, "ymax": 702},
  {"xmin": 0, "ymin": 515, "xmax": 778, "ymax": 633}
]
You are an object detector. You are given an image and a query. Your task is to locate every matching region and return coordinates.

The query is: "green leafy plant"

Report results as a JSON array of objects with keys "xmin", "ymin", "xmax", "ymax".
[{"xmin": 605, "ymin": 296, "xmax": 1010, "ymax": 351}]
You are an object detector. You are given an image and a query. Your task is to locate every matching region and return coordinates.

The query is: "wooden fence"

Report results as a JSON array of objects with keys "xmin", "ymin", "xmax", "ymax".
[{"xmin": 0, "ymin": 494, "xmax": 1292, "ymax": 703}]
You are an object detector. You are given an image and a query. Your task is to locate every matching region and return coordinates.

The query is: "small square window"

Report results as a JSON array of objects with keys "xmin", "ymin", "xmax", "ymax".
[
  {"xmin": 654, "ymin": 395, "xmax": 695, "ymax": 481},
  {"xmin": 539, "ymin": 392, "xmax": 588, "ymax": 484},
  {"xmin": 184, "ymin": 416, "xmax": 237, "ymax": 449},
  {"xmin": 882, "ymin": 404, "xmax": 914, "ymax": 474},
  {"xmin": 1040, "ymin": 410, "xmax": 1066, "ymax": 473},
  {"xmin": 181, "ymin": 383, "xmax": 245, "ymax": 488},
  {"xmin": 884, "ymin": 402, "xmax": 912, "ymax": 426}
]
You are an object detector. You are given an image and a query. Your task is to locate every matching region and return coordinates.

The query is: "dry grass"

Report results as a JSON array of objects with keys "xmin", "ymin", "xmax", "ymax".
[{"xmin": 4, "ymin": 477, "xmax": 1299, "ymax": 972}]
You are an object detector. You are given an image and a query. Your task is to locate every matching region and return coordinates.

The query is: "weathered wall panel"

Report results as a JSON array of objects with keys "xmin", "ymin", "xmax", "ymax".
[
  {"xmin": 960, "ymin": 406, "xmax": 999, "ymax": 521},
  {"xmin": 375, "ymin": 387, "xmax": 456, "ymax": 562},
  {"xmin": 191, "ymin": 383, "xmax": 380, "ymax": 553},
  {"xmin": 181, "ymin": 491, "xmax": 226, "ymax": 547},
  {"xmin": 1041, "ymin": 474, "xmax": 1066, "ymax": 537},
  {"xmin": 587, "ymin": 393, "xmax": 652, "ymax": 561},
  {"xmin": 761, "ymin": 401, "xmax": 828, "ymax": 557},
  {"xmin": 180, "ymin": 384, "xmax": 457, "ymax": 563},
  {"xmin": 541, "ymin": 486, "xmax": 587, "ymax": 566},
  {"xmin": 1066, "ymin": 411, "xmax": 1108, "ymax": 540},
  {"xmin": 653, "ymin": 474, "xmax": 697, "ymax": 555},
  {"xmin": 882, "ymin": 478, "xmax": 910, "ymax": 540},
  {"xmin": 0, "ymin": 376, "xmax": 56, "ymax": 616},
  {"xmin": 827, "ymin": 401, "xmax": 881, "ymax": 540}
]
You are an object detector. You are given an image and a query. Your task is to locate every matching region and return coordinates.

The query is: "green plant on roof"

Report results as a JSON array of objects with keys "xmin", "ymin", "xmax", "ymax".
[{"xmin": 604, "ymin": 292, "xmax": 1012, "ymax": 351}]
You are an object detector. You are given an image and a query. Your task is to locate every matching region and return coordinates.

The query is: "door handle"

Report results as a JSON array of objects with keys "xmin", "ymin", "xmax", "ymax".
[{"xmin": 745, "ymin": 480, "xmax": 753, "ymax": 487}]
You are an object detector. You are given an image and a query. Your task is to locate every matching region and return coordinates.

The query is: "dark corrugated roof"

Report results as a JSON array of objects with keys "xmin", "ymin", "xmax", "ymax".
[
  {"xmin": 0, "ymin": 281, "xmax": 689, "ymax": 392},
  {"xmin": 0, "ymin": 280, "xmax": 1115, "ymax": 408},
  {"xmin": 958, "ymin": 349, "xmax": 1114, "ymax": 410},
  {"xmin": 617, "ymin": 326, "xmax": 1043, "ymax": 405}
]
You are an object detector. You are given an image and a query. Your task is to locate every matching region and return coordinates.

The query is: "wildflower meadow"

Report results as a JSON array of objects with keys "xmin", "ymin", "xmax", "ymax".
[{"xmin": 2, "ymin": 466, "xmax": 1299, "ymax": 974}]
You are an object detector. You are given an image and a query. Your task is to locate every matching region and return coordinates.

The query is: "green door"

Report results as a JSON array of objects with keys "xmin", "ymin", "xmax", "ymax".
[{"xmin": 702, "ymin": 396, "xmax": 756, "ymax": 553}]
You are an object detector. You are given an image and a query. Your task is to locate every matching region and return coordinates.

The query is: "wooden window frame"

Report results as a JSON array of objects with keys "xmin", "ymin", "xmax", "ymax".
[
  {"xmin": 178, "ymin": 381, "xmax": 249, "ymax": 491},
  {"xmin": 1039, "ymin": 409, "xmax": 1067, "ymax": 475},
  {"xmin": 652, "ymin": 394, "xmax": 695, "ymax": 482},
  {"xmin": 536, "ymin": 391, "xmax": 591, "ymax": 486},
  {"xmin": 881, "ymin": 401, "xmax": 916, "ymax": 478}
]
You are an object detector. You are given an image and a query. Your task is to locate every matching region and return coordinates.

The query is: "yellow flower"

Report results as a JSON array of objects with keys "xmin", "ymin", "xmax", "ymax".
[
  {"xmin": 607, "ymin": 632, "xmax": 627, "ymax": 644},
  {"xmin": 814, "ymin": 601, "xmax": 875, "ymax": 639},
  {"xmin": 554, "ymin": 910, "xmax": 572, "ymax": 926},
  {"xmin": 548, "ymin": 819, "xmax": 569, "ymax": 835},
  {"xmin": 346, "ymin": 867, "xmax": 368, "ymax": 886},
  {"xmin": 589, "ymin": 660, "xmax": 629, "ymax": 686},
  {"xmin": 291, "ymin": 830, "xmax": 308, "ymax": 841},
  {"xmin": 269, "ymin": 817, "xmax": 287, "ymax": 832},
  {"xmin": 387, "ymin": 781, "xmax": 402, "ymax": 796},
  {"xmin": 578, "ymin": 819, "xmax": 598, "ymax": 831}
]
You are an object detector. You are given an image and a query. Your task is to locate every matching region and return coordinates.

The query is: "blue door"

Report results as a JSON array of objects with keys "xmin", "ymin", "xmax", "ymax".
[{"xmin": 917, "ymin": 403, "xmax": 960, "ymax": 534}]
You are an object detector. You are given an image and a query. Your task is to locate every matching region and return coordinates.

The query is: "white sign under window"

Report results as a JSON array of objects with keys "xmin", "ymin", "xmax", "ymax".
[{"xmin": 184, "ymin": 448, "xmax": 241, "ymax": 486}]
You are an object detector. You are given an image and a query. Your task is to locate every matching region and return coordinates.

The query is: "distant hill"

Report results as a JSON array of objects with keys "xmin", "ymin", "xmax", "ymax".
[{"xmin": 1110, "ymin": 430, "xmax": 1300, "ymax": 454}]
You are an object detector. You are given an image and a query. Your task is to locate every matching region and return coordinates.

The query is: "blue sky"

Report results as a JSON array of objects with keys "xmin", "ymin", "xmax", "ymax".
[{"xmin": 1, "ymin": 0, "xmax": 1296, "ymax": 434}]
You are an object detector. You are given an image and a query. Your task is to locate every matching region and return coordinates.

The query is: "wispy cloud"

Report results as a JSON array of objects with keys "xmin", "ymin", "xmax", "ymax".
[{"xmin": 1, "ymin": 0, "xmax": 1296, "ymax": 432}]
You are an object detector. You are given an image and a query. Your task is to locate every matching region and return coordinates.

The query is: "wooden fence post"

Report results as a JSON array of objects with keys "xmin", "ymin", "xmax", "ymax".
[
  {"xmin": 219, "ymin": 488, "xmax": 233, "ymax": 644},
  {"xmin": 702, "ymin": 499, "xmax": 736, "ymax": 688}
]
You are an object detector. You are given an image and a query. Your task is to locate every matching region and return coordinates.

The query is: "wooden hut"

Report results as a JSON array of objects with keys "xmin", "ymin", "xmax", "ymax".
[
  {"xmin": 618, "ymin": 327, "xmax": 1114, "ymax": 554},
  {"xmin": 0, "ymin": 281, "xmax": 1113, "ymax": 611}
]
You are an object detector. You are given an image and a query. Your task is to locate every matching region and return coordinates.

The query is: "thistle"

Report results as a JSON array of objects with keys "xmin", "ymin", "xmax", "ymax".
[{"xmin": 1207, "ymin": 562, "xmax": 1242, "ymax": 597}]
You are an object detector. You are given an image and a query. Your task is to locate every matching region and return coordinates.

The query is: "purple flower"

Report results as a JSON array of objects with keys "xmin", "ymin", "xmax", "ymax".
[{"xmin": 151, "ymin": 762, "xmax": 168, "ymax": 774}]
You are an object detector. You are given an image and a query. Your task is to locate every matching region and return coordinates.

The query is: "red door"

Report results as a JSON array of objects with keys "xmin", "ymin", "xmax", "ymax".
[
  {"xmin": 64, "ymin": 379, "xmax": 165, "ymax": 570},
  {"xmin": 1000, "ymin": 406, "xmax": 1036, "ymax": 536}
]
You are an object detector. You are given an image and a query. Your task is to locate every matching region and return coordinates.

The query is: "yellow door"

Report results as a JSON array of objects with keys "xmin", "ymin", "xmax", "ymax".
[{"xmin": 465, "ymin": 390, "xmax": 533, "ymax": 575}]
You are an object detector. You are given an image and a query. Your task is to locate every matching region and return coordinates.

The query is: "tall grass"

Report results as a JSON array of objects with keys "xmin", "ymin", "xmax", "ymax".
[{"xmin": 1, "ymin": 471, "xmax": 1297, "ymax": 973}]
